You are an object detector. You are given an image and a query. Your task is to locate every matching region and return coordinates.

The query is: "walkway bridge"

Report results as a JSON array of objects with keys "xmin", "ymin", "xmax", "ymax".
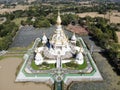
[{"xmin": 54, "ymin": 82, "xmax": 62, "ymax": 90}]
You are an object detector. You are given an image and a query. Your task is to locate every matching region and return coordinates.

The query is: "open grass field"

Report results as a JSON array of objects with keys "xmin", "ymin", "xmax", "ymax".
[
  {"xmin": 77, "ymin": 11, "xmax": 120, "ymax": 24},
  {"xmin": 0, "ymin": 5, "xmax": 30, "ymax": 14},
  {"xmin": 12, "ymin": 17, "xmax": 27, "ymax": 26}
]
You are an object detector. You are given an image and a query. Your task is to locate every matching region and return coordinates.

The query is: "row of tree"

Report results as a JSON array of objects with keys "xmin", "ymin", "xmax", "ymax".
[
  {"xmin": 0, "ymin": 21, "xmax": 18, "ymax": 50},
  {"xmin": 59, "ymin": 2, "xmax": 120, "ymax": 14},
  {"xmin": 78, "ymin": 16, "xmax": 120, "ymax": 71}
]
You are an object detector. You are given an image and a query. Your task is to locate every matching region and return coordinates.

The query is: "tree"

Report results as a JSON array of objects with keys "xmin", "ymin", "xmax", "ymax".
[
  {"xmin": 0, "ymin": 21, "xmax": 18, "ymax": 50},
  {"xmin": 61, "ymin": 14, "xmax": 78, "ymax": 25},
  {"xmin": 34, "ymin": 19, "xmax": 50, "ymax": 28}
]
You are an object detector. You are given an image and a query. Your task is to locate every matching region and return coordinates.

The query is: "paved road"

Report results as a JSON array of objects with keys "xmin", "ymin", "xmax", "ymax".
[{"xmin": 10, "ymin": 25, "xmax": 74, "ymax": 47}]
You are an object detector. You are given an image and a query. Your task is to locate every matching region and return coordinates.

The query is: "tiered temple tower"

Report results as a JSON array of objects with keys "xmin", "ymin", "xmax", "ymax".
[{"xmin": 50, "ymin": 11, "xmax": 70, "ymax": 55}]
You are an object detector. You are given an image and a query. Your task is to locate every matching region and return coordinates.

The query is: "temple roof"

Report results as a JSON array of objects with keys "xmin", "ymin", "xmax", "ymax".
[
  {"xmin": 51, "ymin": 11, "xmax": 68, "ymax": 46},
  {"xmin": 71, "ymin": 33, "xmax": 77, "ymax": 41},
  {"xmin": 42, "ymin": 33, "xmax": 47, "ymax": 41}
]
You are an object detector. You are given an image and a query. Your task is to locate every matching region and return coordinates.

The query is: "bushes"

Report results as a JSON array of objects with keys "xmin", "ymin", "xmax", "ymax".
[
  {"xmin": 61, "ymin": 14, "xmax": 78, "ymax": 25},
  {"xmin": 63, "ymin": 60, "xmax": 87, "ymax": 70},
  {"xmin": 82, "ymin": 17, "xmax": 118, "ymax": 49},
  {"xmin": 34, "ymin": 18, "xmax": 50, "ymax": 28},
  {"xmin": 31, "ymin": 61, "xmax": 55, "ymax": 70},
  {"xmin": 22, "ymin": 16, "xmax": 51, "ymax": 28},
  {"xmin": 0, "ymin": 21, "xmax": 18, "ymax": 50},
  {"xmin": 0, "ymin": 36, "xmax": 12, "ymax": 50},
  {"xmin": 108, "ymin": 43, "xmax": 120, "ymax": 59},
  {"xmin": 80, "ymin": 16, "xmax": 120, "ymax": 70}
]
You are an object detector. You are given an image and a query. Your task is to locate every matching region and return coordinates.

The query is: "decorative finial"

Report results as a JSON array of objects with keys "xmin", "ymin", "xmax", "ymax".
[
  {"xmin": 57, "ymin": 8, "xmax": 62, "ymax": 25},
  {"xmin": 58, "ymin": 7, "xmax": 60, "ymax": 15}
]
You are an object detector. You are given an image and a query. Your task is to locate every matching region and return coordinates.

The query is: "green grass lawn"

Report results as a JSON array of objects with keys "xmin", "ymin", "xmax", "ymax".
[
  {"xmin": 12, "ymin": 17, "xmax": 27, "ymax": 26},
  {"xmin": 63, "ymin": 60, "xmax": 87, "ymax": 70},
  {"xmin": 31, "ymin": 61, "xmax": 40, "ymax": 70},
  {"xmin": 0, "ymin": 54, "xmax": 23, "ymax": 61},
  {"xmin": 31, "ymin": 59, "xmax": 87, "ymax": 70},
  {"xmin": 0, "ymin": 56, "xmax": 4, "ymax": 60},
  {"xmin": 31, "ymin": 60, "xmax": 55, "ymax": 70},
  {"xmin": 8, "ymin": 42, "xmax": 34, "ymax": 51}
]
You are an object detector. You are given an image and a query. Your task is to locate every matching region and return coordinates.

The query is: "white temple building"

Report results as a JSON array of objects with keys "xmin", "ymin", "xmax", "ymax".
[
  {"xmin": 34, "ymin": 47, "xmax": 44, "ymax": 65},
  {"xmin": 42, "ymin": 33, "xmax": 47, "ymax": 44},
  {"xmin": 16, "ymin": 11, "xmax": 103, "ymax": 85},
  {"xmin": 71, "ymin": 33, "xmax": 77, "ymax": 44},
  {"xmin": 34, "ymin": 11, "xmax": 84, "ymax": 66}
]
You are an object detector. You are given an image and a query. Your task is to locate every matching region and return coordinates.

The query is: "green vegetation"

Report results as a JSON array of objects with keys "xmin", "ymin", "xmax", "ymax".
[
  {"xmin": 64, "ymin": 2, "xmax": 120, "ymax": 14},
  {"xmin": 0, "ymin": 21, "xmax": 18, "ymax": 50},
  {"xmin": 12, "ymin": 17, "xmax": 27, "ymax": 26},
  {"xmin": 34, "ymin": 18, "xmax": 50, "ymax": 28},
  {"xmin": 63, "ymin": 60, "xmax": 87, "ymax": 70},
  {"xmin": 0, "ymin": 53, "xmax": 23, "ymax": 61},
  {"xmin": 108, "ymin": 43, "xmax": 120, "ymax": 61},
  {"xmin": 0, "ymin": 56, "xmax": 4, "ymax": 60},
  {"xmin": 8, "ymin": 47, "xmax": 30, "ymax": 51},
  {"xmin": 76, "ymin": 40, "xmax": 82, "ymax": 47},
  {"xmin": 18, "ymin": 5, "xmax": 78, "ymax": 27},
  {"xmin": 79, "ymin": 16, "xmax": 120, "ymax": 71},
  {"xmin": 37, "ymin": 42, "xmax": 43, "ymax": 47},
  {"xmin": 61, "ymin": 14, "xmax": 78, "ymax": 25},
  {"xmin": 31, "ymin": 60, "xmax": 40, "ymax": 70},
  {"xmin": 31, "ymin": 61, "xmax": 55, "ymax": 70},
  {"xmin": 15, "ymin": 60, "xmax": 24, "ymax": 76}
]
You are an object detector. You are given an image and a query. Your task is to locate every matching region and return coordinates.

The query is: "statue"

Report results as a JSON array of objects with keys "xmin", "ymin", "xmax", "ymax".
[
  {"xmin": 76, "ymin": 51, "xmax": 84, "ymax": 65},
  {"xmin": 75, "ymin": 47, "xmax": 84, "ymax": 65},
  {"xmin": 35, "ymin": 48, "xmax": 43, "ymax": 65},
  {"xmin": 42, "ymin": 33, "xmax": 47, "ymax": 44}
]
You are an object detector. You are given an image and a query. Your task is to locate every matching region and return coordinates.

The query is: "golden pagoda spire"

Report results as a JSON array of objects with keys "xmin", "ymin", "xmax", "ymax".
[{"xmin": 57, "ymin": 9, "xmax": 62, "ymax": 25}]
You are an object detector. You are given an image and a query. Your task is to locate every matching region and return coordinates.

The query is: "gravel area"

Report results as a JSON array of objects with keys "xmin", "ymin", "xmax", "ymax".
[
  {"xmin": 10, "ymin": 25, "xmax": 102, "ymax": 50},
  {"xmin": 69, "ymin": 53, "xmax": 120, "ymax": 90},
  {"xmin": 10, "ymin": 25, "xmax": 74, "ymax": 47},
  {"xmin": 81, "ymin": 36, "xmax": 102, "ymax": 50}
]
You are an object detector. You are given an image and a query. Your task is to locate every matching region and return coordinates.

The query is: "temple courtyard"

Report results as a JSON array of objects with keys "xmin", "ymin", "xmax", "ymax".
[
  {"xmin": 0, "ymin": 14, "xmax": 120, "ymax": 89},
  {"xmin": 0, "ymin": 50, "xmax": 120, "ymax": 90}
]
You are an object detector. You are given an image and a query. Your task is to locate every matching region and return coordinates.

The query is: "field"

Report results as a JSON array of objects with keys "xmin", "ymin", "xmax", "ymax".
[
  {"xmin": 12, "ymin": 17, "xmax": 27, "ymax": 26},
  {"xmin": 0, "ymin": 57, "xmax": 51, "ymax": 90},
  {"xmin": 0, "ymin": 5, "xmax": 30, "ymax": 14},
  {"xmin": 77, "ymin": 11, "xmax": 120, "ymax": 24}
]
